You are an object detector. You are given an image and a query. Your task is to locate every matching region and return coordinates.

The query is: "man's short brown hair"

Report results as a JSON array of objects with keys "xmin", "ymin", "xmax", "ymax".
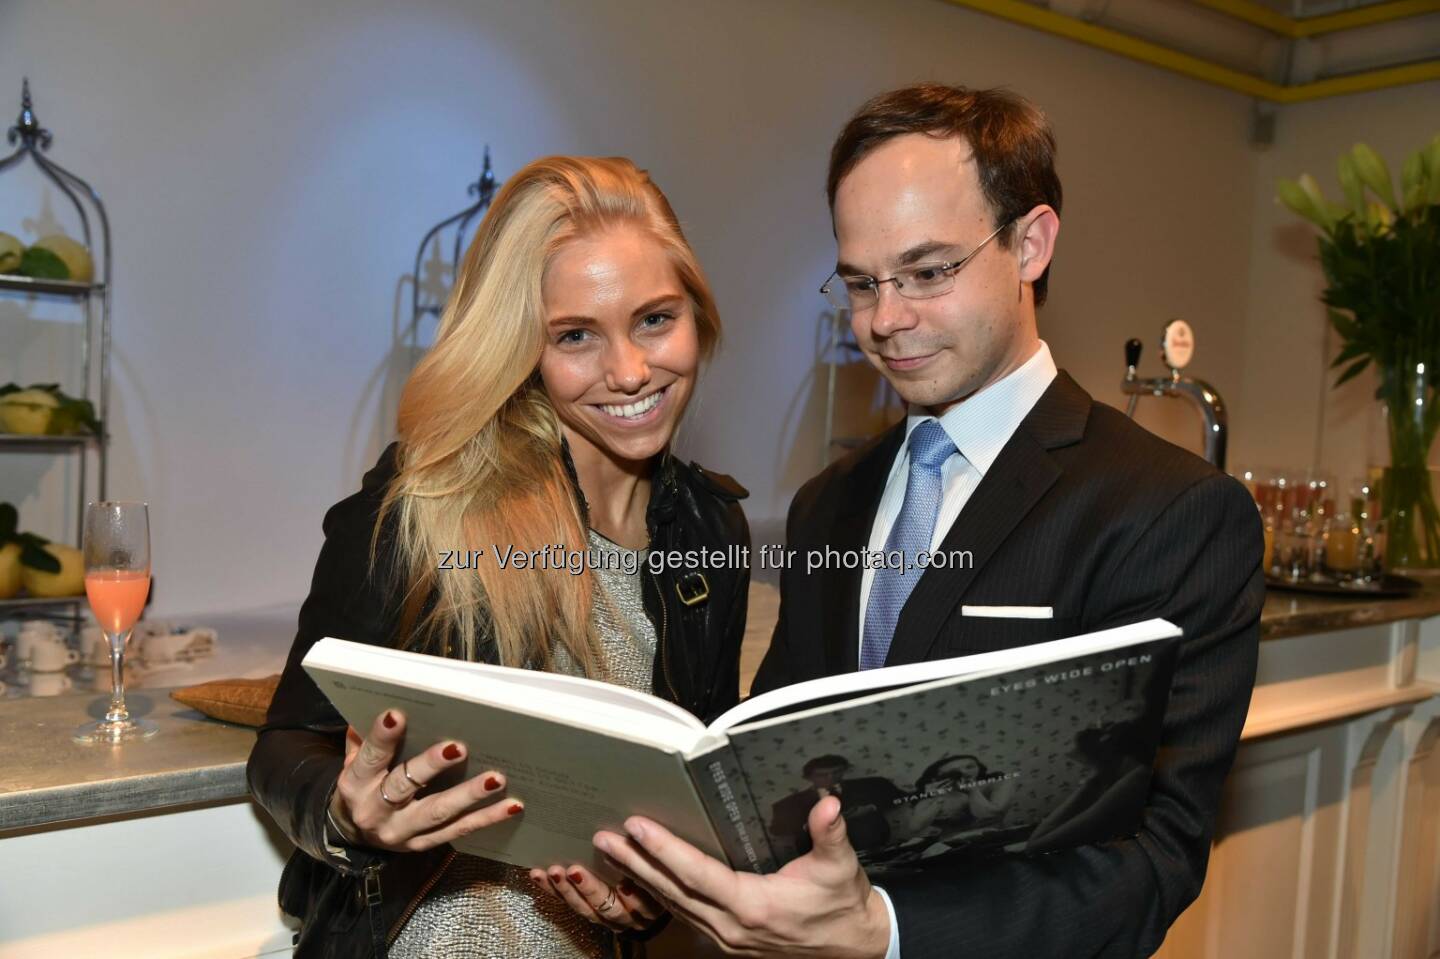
[{"xmin": 827, "ymin": 83, "xmax": 1062, "ymax": 307}]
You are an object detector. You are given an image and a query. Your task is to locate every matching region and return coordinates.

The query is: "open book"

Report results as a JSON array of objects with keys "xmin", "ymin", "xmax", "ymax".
[{"xmin": 303, "ymin": 618, "xmax": 1180, "ymax": 878}]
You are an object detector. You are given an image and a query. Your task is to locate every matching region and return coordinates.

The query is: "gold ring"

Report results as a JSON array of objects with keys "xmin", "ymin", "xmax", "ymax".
[
  {"xmin": 379, "ymin": 783, "xmax": 408, "ymax": 808},
  {"xmin": 401, "ymin": 760, "xmax": 423, "ymax": 791},
  {"xmin": 597, "ymin": 889, "xmax": 619, "ymax": 915}
]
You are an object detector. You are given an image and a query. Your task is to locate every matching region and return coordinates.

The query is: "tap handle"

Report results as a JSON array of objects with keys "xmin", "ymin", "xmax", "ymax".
[{"xmin": 1125, "ymin": 338, "xmax": 1142, "ymax": 369}]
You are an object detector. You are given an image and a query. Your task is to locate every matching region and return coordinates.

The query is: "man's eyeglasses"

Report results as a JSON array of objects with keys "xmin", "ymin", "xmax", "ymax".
[{"xmin": 820, "ymin": 219, "xmax": 1013, "ymax": 313}]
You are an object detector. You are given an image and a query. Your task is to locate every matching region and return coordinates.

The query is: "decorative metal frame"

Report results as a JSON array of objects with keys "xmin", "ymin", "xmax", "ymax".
[
  {"xmin": 409, "ymin": 148, "xmax": 499, "ymax": 348},
  {"xmin": 0, "ymin": 78, "xmax": 112, "ymax": 621}
]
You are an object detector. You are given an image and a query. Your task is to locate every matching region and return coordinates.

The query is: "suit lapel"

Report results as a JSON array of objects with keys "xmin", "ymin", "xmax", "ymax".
[
  {"xmin": 883, "ymin": 371, "xmax": 1091, "ymax": 666},
  {"xmin": 821, "ymin": 423, "xmax": 905, "ymax": 676}
]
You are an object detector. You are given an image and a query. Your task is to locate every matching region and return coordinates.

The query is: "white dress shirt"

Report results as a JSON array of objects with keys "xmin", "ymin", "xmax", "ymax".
[
  {"xmin": 858, "ymin": 340, "xmax": 1058, "ymax": 648},
  {"xmin": 866, "ymin": 341, "xmax": 1057, "ymax": 959}
]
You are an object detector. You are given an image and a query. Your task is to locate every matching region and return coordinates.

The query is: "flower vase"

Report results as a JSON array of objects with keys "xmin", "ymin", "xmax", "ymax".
[{"xmin": 1378, "ymin": 361, "xmax": 1440, "ymax": 569}]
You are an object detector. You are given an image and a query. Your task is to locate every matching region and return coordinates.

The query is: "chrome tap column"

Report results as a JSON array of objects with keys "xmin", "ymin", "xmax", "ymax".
[{"xmin": 1121, "ymin": 319, "xmax": 1228, "ymax": 470}]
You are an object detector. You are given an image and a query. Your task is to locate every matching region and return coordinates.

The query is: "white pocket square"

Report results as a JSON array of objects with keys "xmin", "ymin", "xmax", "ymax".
[{"xmin": 960, "ymin": 605, "xmax": 1053, "ymax": 619}]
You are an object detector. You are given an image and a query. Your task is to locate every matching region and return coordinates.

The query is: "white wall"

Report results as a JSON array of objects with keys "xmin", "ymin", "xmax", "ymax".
[{"xmin": 1, "ymin": 0, "xmax": 1426, "ymax": 617}]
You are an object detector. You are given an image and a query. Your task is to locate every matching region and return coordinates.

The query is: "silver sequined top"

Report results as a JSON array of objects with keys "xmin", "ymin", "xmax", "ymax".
[{"xmin": 389, "ymin": 529, "xmax": 656, "ymax": 958}]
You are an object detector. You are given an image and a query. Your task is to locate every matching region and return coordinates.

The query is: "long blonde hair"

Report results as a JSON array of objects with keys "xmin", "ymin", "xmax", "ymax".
[{"xmin": 381, "ymin": 156, "xmax": 720, "ymax": 675}]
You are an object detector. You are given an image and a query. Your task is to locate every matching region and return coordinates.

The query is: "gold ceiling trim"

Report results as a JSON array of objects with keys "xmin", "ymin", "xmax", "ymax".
[
  {"xmin": 1190, "ymin": 0, "xmax": 1440, "ymax": 39},
  {"xmin": 941, "ymin": 0, "xmax": 1440, "ymax": 102}
]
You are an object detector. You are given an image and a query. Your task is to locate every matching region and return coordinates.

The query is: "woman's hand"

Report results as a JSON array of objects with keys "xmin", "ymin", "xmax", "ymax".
[
  {"xmin": 328, "ymin": 707, "xmax": 522, "ymax": 852},
  {"xmin": 529, "ymin": 863, "xmax": 667, "ymax": 934}
]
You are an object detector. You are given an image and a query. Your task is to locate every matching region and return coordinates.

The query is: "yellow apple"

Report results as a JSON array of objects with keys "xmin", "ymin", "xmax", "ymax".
[
  {"xmin": 21, "ymin": 542, "xmax": 85, "ymax": 597},
  {"xmin": 0, "ymin": 232, "xmax": 21, "ymax": 274},
  {"xmin": 0, "ymin": 389, "xmax": 59, "ymax": 435},
  {"xmin": 32, "ymin": 234, "xmax": 93, "ymax": 283},
  {"xmin": 0, "ymin": 542, "xmax": 21, "ymax": 599}
]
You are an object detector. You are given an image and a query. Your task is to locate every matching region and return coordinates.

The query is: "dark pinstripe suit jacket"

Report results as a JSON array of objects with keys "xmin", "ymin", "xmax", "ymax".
[{"xmin": 752, "ymin": 371, "xmax": 1264, "ymax": 959}]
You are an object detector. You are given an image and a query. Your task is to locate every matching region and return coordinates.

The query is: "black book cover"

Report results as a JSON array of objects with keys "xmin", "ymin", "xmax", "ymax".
[{"xmin": 715, "ymin": 637, "xmax": 1177, "ymax": 874}]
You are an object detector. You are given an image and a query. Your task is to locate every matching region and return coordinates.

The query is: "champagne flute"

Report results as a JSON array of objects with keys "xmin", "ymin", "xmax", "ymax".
[{"xmin": 75, "ymin": 501, "xmax": 157, "ymax": 743}]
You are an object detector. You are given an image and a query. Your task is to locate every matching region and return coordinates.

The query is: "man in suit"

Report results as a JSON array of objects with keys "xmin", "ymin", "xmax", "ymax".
[
  {"xmin": 592, "ymin": 83, "xmax": 1263, "ymax": 958},
  {"xmin": 770, "ymin": 755, "xmax": 904, "ymax": 857}
]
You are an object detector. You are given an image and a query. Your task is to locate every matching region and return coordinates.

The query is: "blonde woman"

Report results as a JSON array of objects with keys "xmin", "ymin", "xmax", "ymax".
[{"xmin": 248, "ymin": 156, "xmax": 750, "ymax": 959}]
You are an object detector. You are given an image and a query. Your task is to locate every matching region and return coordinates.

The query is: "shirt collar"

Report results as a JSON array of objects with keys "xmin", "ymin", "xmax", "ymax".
[{"xmin": 902, "ymin": 340, "xmax": 1058, "ymax": 477}]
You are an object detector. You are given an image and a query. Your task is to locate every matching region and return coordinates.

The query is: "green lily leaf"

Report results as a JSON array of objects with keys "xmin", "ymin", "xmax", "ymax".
[
  {"xmin": 46, "ymin": 396, "xmax": 101, "ymax": 436},
  {"xmin": 18, "ymin": 541, "xmax": 60, "ymax": 574},
  {"xmin": 1331, "ymin": 339, "xmax": 1368, "ymax": 368},
  {"xmin": 0, "ymin": 502, "xmax": 16, "ymax": 541},
  {"xmin": 1335, "ymin": 356, "xmax": 1371, "ymax": 387},
  {"xmin": 16, "ymin": 247, "xmax": 68, "ymax": 280}
]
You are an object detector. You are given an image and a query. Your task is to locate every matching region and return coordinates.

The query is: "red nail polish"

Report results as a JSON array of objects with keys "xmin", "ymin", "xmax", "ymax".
[
  {"xmin": 443, "ymin": 743, "xmax": 461, "ymax": 761},
  {"xmin": 619, "ymin": 879, "xmax": 635, "ymax": 895},
  {"xmin": 568, "ymin": 870, "xmax": 583, "ymax": 884},
  {"xmin": 484, "ymin": 775, "xmax": 501, "ymax": 790},
  {"xmin": 507, "ymin": 802, "xmax": 524, "ymax": 816},
  {"xmin": 550, "ymin": 870, "xmax": 564, "ymax": 883},
  {"xmin": 382, "ymin": 711, "xmax": 396, "ymax": 729}
]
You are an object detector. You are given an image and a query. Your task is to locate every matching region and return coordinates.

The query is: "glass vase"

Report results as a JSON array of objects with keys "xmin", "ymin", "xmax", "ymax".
[{"xmin": 1377, "ymin": 358, "xmax": 1440, "ymax": 569}]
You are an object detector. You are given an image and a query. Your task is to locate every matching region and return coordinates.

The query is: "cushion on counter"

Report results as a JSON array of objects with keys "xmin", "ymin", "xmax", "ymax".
[{"xmin": 170, "ymin": 675, "xmax": 280, "ymax": 727}]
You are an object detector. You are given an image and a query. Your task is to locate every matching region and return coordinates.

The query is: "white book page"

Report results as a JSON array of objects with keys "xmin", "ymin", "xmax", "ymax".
[
  {"xmin": 306, "ymin": 638, "xmax": 707, "ymax": 750},
  {"xmin": 707, "ymin": 617, "xmax": 1180, "ymax": 732}
]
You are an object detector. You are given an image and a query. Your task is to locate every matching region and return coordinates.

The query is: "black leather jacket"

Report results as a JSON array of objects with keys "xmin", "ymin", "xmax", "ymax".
[{"xmin": 246, "ymin": 442, "xmax": 750, "ymax": 958}]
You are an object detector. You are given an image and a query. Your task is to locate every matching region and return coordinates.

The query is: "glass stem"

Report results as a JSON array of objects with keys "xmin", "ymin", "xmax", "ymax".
[{"xmin": 104, "ymin": 630, "xmax": 130, "ymax": 725}]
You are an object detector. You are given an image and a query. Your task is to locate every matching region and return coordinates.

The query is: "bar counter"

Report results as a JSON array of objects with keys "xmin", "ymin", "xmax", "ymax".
[
  {"xmin": 4, "ymin": 581, "xmax": 1437, "ymax": 832},
  {"xmin": 0, "ymin": 603, "xmax": 298, "ymax": 832}
]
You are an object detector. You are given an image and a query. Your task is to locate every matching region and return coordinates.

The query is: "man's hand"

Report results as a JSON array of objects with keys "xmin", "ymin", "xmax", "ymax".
[{"xmin": 593, "ymin": 796, "xmax": 891, "ymax": 958}]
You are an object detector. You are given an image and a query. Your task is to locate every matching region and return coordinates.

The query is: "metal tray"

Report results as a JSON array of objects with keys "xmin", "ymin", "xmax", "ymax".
[{"xmin": 1264, "ymin": 572, "xmax": 1422, "ymax": 598}]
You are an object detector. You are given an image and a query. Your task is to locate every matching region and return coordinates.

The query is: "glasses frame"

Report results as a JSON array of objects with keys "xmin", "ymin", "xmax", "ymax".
[{"xmin": 820, "ymin": 219, "xmax": 1015, "ymax": 313}]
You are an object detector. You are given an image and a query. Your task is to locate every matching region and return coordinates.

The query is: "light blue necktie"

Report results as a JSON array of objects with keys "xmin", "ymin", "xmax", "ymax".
[{"xmin": 860, "ymin": 420, "xmax": 957, "ymax": 670}]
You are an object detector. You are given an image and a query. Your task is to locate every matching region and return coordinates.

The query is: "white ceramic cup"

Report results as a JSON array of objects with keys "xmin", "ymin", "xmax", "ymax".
[
  {"xmin": 184, "ymin": 627, "xmax": 218, "ymax": 656},
  {"xmin": 28, "ymin": 636, "xmax": 79, "ymax": 672},
  {"xmin": 28, "ymin": 671, "xmax": 73, "ymax": 696},
  {"xmin": 133, "ymin": 619, "xmax": 171, "ymax": 642},
  {"xmin": 141, "ymin": 632, "xmax": 181, "ymax": 663},
  {"xmin": 143, "ymin": 628, "xmax": 216, "ymax": 663},
  {"xmin": 16, "ymin": 621, "xmax": 62, "ymax": 662}
]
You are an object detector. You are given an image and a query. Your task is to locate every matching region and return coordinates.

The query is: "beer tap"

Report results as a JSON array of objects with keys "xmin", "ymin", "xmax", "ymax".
[{"xmin": 1121, "ymin": 319, "xmax": 1228, "ymax": 470}]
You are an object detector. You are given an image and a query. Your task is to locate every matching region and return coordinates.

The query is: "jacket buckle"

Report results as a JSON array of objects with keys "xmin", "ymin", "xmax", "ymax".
[{"xmin": 676, "ymin": 573, "xmax": 709, "ymax": 607}]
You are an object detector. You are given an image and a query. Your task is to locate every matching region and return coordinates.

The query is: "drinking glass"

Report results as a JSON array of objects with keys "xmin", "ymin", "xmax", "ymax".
[
  {"xmin": 1276, "ymin": 506, "xmax": 1319, "ymax": 582},
  {"xmin": 1322, "ymin": 508, "xmax": 1363, "ymax": 580},
  {"xmin": 1358, "ymin": 516, "xmax": 1388, "ymax": 583},
  {"xmin": 74, "ymin": 501, "xmax": 157, "ymax": 743}
]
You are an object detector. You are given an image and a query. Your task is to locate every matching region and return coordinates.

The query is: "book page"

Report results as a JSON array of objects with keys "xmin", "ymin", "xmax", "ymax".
[
  {"xmin": 710, "ymin": 618, "xmax": 1180, "ymax": 732},
  {"xmin": 310, "ymin": 638, "xmax": 706, "ymax": 740},
  {"xmin": 303, "ymin": 650, "xmax": 728, "ymax": 880}
]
